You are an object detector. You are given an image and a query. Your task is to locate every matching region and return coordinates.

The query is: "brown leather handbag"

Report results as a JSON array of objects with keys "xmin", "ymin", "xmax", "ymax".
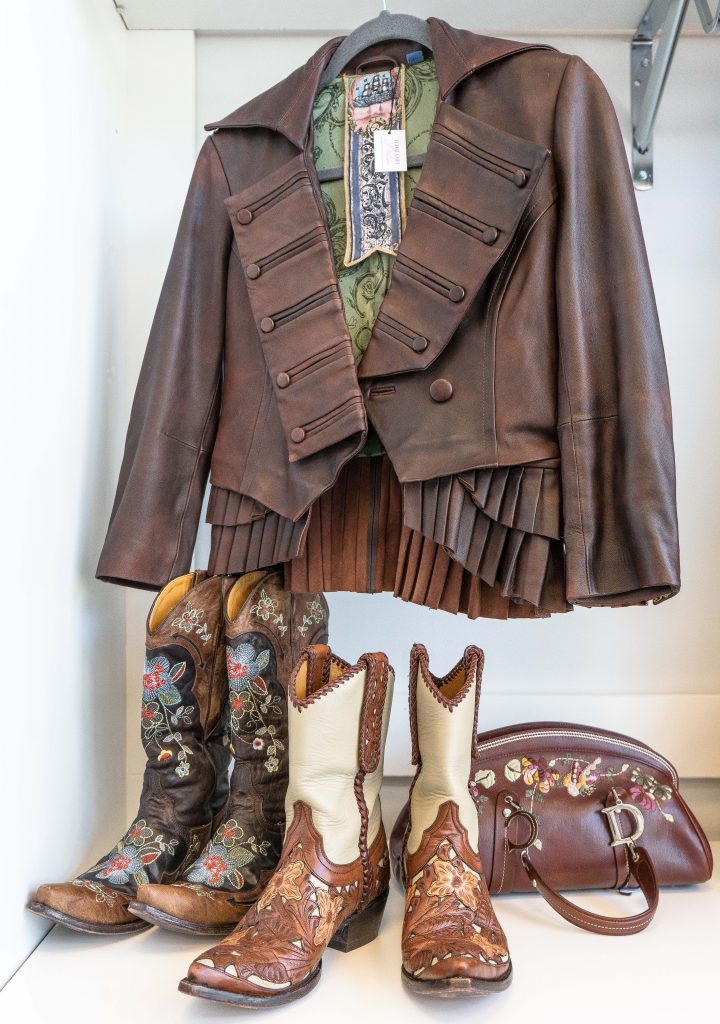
[{"xmin": 390, "ymin": 722, "xmax": 713, "ymax": 935}]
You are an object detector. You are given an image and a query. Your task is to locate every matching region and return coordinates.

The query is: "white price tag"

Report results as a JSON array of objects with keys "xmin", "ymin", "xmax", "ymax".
[{"xmin": 373, "ymin": 129, "xmax": 407, "ymax": 172}]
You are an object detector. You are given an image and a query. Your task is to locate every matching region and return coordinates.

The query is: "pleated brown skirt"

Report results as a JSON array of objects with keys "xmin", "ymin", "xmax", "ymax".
[{"xmin": 278, "ymin": 455, "xmax": 566, "ymax": 620}]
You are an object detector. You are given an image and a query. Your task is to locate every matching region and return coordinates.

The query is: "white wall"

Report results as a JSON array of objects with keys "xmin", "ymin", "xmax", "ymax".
[
  {"xmin": 120, "ymin": 32, "xmax": 197, "ymax": 821},
  {"xmin": 0, "ymin": 0, "xmax": 129, "ymax": 987}
]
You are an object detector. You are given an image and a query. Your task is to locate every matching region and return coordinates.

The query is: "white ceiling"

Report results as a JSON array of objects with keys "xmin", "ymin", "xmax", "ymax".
[{"xmin": 113, "ymin": 1, "xmax": 710, "ymax": 34}]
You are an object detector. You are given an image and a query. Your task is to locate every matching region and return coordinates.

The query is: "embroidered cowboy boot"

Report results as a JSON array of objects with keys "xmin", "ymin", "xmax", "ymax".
[
  {"xmin": 129, "ymin": 571, "xmax": 330, "ymax": 935},
  {"xmin": 179, "ymin": 644, "xmax": 394, "ymax": 1007},
  {"xmin": 28, "ymin": 570, "xmax": 233, "ymax": 934},
  {"xmin": 399, "ymin": 643, "xmax": 512, "ymax": 997}
]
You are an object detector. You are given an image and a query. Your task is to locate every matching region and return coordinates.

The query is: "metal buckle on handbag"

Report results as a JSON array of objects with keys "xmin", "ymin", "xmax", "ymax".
[
  {"xmin": 502, "ymin": 795, "xmax": 540, "ymax": 867},
  {"xmin": 601, "ymin": 787, "xmax": 645, "ymax": 864}
]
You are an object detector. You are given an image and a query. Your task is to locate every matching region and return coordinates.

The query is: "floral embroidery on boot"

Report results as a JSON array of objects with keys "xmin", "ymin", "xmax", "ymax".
[
  {"xmin": 28, "ymin": 572, "xmax": 231, "ymax": 934},
  {"xmin": 128, "ymin": 577, "xmax": 331, "ymax": 938}
]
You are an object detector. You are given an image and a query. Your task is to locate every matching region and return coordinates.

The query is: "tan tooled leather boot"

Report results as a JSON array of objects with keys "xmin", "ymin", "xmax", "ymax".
[
  {"xmin": 398, "ymin": 643, "xmax": 512, "ymax": 997},
  {"xmin": 28, "ymin": 571, "xmax": 233, "ymax": 934},
  {"xmin": 129, "ymin": 571, "xmax": 329, "ymax": 934},
  {"xmin": 179, "ymin": 644, "xmax": 394, "ymax": 1008}
]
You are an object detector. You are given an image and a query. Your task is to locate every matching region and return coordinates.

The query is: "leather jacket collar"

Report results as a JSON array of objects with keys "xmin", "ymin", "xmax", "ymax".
[{"xmin": 204, "ymin": 18, "xmax": 553, "ymax": 147}]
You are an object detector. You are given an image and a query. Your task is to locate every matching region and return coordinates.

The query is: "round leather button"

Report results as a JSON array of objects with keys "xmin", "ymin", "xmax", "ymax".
[
  {"xmin": 411, "ymin": 335, "xmax": 428, "ymax": 353},
  {"xmin": 290, "ymin": 427, "xmax": 306, "ymax": 444},
  {"xmin": 236, "ymin": 208, "xmax": 253, "ymax": 224},
  {"xmin": 448, "ymin": 285, "xmax": 465, "ymax": 303},
  {"xmin": 513, "ymin": 170, "xmax": 528, "ymax": 188},
  {"xmin": 482, "ymin": 226, "xmax": 499, "ymax": 245},
  {"xmin": 276, "ymin": 372, "xmax": 290, "ymax": 389},
  {"xmin": 246, "ymin": 263, "xmax": 261, "ymax": 279},
  {"xmin": 430, "ymin": 378, "xmax": 453, "ymax": 402},
  {"xmin": 260, "ymin": 317, "xmax": 275, "ymax": 333}
]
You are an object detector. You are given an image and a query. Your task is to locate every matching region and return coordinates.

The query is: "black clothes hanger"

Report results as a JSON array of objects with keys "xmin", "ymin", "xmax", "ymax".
[
  {"xmin": 319, "ymin": 4, "xmax": 433, "ymax": 89},
  {"xmin": 315, "ymin": 5, "xmax": 433, "ymax": 183}
]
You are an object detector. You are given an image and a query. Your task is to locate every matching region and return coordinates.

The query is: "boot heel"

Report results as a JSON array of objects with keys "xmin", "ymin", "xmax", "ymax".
[{"xmin": 328, "ymin": 889, "xmax": 389, "ymax": 953}]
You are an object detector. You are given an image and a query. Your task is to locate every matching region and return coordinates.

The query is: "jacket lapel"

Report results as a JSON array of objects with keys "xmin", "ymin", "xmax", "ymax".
[
  {"xmin": 224, "ymin": 153, "xmax": 367, "ymax": 464},
  {"xmin": 357, "ymin": 102, "xmax": 550, "ymax": 379}
]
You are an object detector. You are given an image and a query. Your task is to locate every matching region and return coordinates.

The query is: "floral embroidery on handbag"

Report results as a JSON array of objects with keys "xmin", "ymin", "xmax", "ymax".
[
  {"xmin": 497, "ymin": 754, "xmax": 675, "ymax": 823},
  {"xmin": 226, "ymin": 641, "xmax": 284, "ymax": 774},
  {"xmin": 141, "ymin": 654, "xmax": 196, "ymax": 777},
  {"xmin": 183, "ymin": 819, "xmax": 271, "ymax": 890}
]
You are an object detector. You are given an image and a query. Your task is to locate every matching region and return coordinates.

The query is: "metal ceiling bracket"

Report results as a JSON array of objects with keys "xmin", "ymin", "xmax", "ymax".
[
  {"xmin": 631, "ymin": 0, "xmax": 688, "ymax": 190},
  {"xmin": 694, "ymin": 0, "xmax": 720, "ymax": 32},
  {"xmin": 631, "ymin": 0, "xmax": 719, "ymax": 189}
]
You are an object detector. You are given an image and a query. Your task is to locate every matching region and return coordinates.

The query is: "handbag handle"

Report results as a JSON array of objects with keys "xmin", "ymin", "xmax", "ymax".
[
  {"xmin": 505, "ymin": 791, "xmax": 660, "ymax": 935},
  {"xmin": 518, "ymin": 844, "xmax": 659, "ymax": 935}
]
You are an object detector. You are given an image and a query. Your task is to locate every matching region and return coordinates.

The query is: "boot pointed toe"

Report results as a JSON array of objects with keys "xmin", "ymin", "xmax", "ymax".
[
  {"xmin": 29, "ymin": 882, "xmax": 145, "ymax": 933},
  {"xmin": 130, "ymin": 882, "xmax": 253, "ymax": 935},
  {"xmin": 182, "ymin": 946, "xmax": 311, "ymax": 1006}
]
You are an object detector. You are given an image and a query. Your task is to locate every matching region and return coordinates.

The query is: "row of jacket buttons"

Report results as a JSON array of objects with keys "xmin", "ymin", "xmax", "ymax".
[{"xmin": 288, "ymin": 376, "xmax": 455, "ymax": 444}]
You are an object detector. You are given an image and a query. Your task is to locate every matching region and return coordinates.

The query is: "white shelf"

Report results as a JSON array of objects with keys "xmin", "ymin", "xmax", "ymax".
[
  {"xmin": 3, "ymin": 783, "xmax": 718, "ymax": 1021},
  {"xmin": 113, "ymin": 0, "xmax": 710, "ymax": 35}
]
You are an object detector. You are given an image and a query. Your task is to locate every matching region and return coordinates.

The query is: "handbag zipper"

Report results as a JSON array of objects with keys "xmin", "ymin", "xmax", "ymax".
[{"xmin": 475, "ymin": 726, "xmax": 679, "ymax": 787}]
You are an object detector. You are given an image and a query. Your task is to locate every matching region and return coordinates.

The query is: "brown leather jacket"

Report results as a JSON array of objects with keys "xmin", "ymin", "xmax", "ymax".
[{"xmin": 96, "ymin": 19, "xmax": 680, "ymax": 610}]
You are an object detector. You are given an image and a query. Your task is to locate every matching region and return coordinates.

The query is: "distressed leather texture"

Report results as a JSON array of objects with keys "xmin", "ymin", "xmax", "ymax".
[
  {"xmin": 96, "ymin": 18, "xmax": 680, "ymax": 615},
  {"xmin": 132, "ymin": 572, "xmax": 330, "ymax": 933}
]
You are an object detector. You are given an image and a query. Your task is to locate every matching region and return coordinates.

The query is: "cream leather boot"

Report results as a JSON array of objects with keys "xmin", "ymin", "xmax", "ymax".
[
  {"xmin": 398, "ymin": 643, "xmax": 512, "ymax": 997},
  {"xmin": 179, "ymin": 644, "xmax": 394, "ymax": 1007}
]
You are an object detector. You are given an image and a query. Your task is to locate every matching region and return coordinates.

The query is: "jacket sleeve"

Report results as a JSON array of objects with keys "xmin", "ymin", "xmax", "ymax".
[
  {"xmin": 96, "ymin": 136, "xmax": 232, "ymax": 589},
  {"xmin": 554, "ymin": 55, "xmax": 680, "ymax": 607}
]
